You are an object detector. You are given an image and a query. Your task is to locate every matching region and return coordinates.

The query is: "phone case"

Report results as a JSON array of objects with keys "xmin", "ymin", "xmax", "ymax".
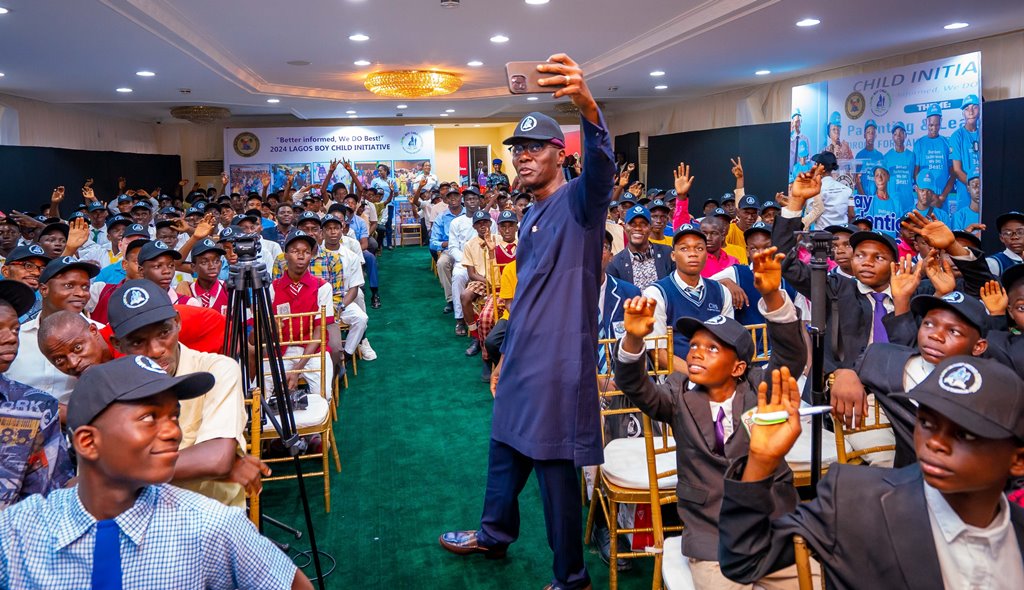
[{"xmin": 505, "ymin": 62, "xmax": 549, "ymax": 94}]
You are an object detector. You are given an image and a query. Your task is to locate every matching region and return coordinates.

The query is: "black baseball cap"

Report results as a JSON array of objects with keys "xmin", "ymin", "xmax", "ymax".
[
  {"xmin": 108, "ymin": 279, "xmax": 177, "ymax": 339},
  {"xmin": 760, "ymin": 200, "xmax": 780, "ymax": 213},
  {"xmin": 0, "ymin": 279, "xmax": 37, "ymax": 317},
  {"xmin": 185, "ymin": 207, "xmax": 202, "ymax": 217},
  {"xmin": 87, "ymin": 201, "xmax": 106, "ymax": 213},
  {"xmin": 4, "ymin": 243, "xmax": 52, "ymax": 265},
  {"xmin": 218, "ymin": 225, "xmax": 245, "ymax": 242},
  {"xmin": 106, "ymin": 215, "xmax": 131, "ymax": 230},
  {"xmin": 66, "ymin": 355, "xmax": 214, "ymax": 431},
  {"xmin": 503, "ymin": 112, "xmax": 566, "ymax": 146},
  {"xmin": 498, "ymin": 210, "xmax": 518, "ymax": 224},
  {"xmin": 672, "ymin": 223, "xmax": 706, "ymax": 246},
  {"xmin": 952, "ymin": 230, "xmax": 982, "ymax": 250},
  {"xmin": 39, "ymin": 221, "xmax": 69, "ymax": 238},
  {"xmin": 320, "ymin": 215, "xmax": 343, "ymax": 228},
  {"xmin": 284, "ymin": 229, "xmax": 317, "ymax": 250},
  {"xmin": 137, "ymin": 240, "xmax": 182, "ymax": 264},
  {"xmin": 910, "ymin": 291, "xmax": 988, "ymax": 334},
  {"xmin": 711, "ymin": 207, "xmax": 732, "ymax": 221},
  {"xmin": 618, "ymin": 194, "xmax": 637, "ymax": 206},
  {"xmin": 1001, "ymin": 263, "xmax": 1024, "ymax": 292},
  {"xmin": 154, "ymin": 219, "xmax": 179, "ymax": 231},
  {"xmin": 824, "ymin": 223, "xmax": 857, "ymax": 235},
  {"xmin": 743, "ymin": 221, "xmax": 772, "ymax": 240},
  {"xmin": 231, "ymin": 213, "xmax": 259, "ymax": 226},
  {"xmin": 131, "ymin": 201, "xmax": 152, "ymax": 211},
  {"xmin": 703, "ymin": 197, "xmax": 720, "ymax": 208},
  {"xmin": 852, "ymin": 216, "xmax": 874, "ymax": 230},
  {"xmin": 720, "ymin": 193, "xmax": 736, "ymax": 204},
  {"xmin": 39, "ymin": 255, "xmax": 100, "ymax": 284},
  {"xmin": 738, "ymin": 195, "xmax": 759, "ymax": 210},
  {"xmin": 849, "ymin": 230, "xmax": 898, "ymax": 259},
  {"xmin": 191, "ymin": 238, "xmax": 225, "ymax": 259},
  {"xmin": 811, "ymin": 151, "xmax": 838, "ymax": 170},
  {"xmin": 472, "ymin": 210, "xmax": 491, "ymax": 225},
  {"xmin": 608, "ymin": 200, "xmax": 619, "ymax": 210},
  {"xmin": 123, "ymin": 223, "xmax": 150, "ymax": 239},
  {"xmin": 996, "ymin": 211, "xmax": 1024, "ymax": 230},
  {"xmin": 461, "ymin": 186, "xmax": 481, "ymax": 197},
  {"xmin": 117, "ymin": 194, "xmax": 133, "ymax": 204},
  {"xmin": 649, "ymin": 199, "xmax": 671, "ymax": 213},
  {"xmin": 295, "ymin": 211, "xmax": 322, "ymax": 226},
  {"xmin": 894, "ymin": 356, "xmax": 1024, "ymax": 440},
  {"xmin": 676, "ymin": 314, "xmax": 754, "ymax": 366}
]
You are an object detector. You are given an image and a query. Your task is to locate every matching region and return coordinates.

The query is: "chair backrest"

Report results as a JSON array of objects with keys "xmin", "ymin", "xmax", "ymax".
[
  {"xmin": 488, "ymin": 258, "xmax": 502, "ymax": 323},
  {"xmin": 245, "ymin": 387, "xmax": 263, "ymax": 526},
  {"xmin": 833, "ymin": 394, "xmax": 895, "ymax": 464},
  {"xmin": 596, "ymin": 330, "xmax": 673, "ymax": 445},
  {"xmin": 271, "ymin": 306, "xmax": 328, "ymax": 399},
  {"xmin": 745, "ymin": 323, "xmax": 770, "ymax": 364}
]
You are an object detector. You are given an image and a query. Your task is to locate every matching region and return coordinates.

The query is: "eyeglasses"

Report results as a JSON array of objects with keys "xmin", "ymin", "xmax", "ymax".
[
  {"xmin": 1002, "ymin": 229, "xmax": 1024, "ymax": 239},
  {"xmin": 509, "ymin": 142, "xmax": 549, "ymax": 157},
  {"xmin": 7, "ymin": 261, "xmax": 43, "ymax": 272}
]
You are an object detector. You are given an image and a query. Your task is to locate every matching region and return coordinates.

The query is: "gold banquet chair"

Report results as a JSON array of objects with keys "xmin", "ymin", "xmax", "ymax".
[
  {"xmin": 585, "ymin": 331, "xmax": 687, "ymax": 590},
  {"xmin": 745, "ymin": 323, "xmax": 770, "ymax": 364},
  {"xmin": 793, "ymin": 535, "xmax": 825, "ymax": 590},
  {"xmin": 244, "ymin": 387, "xmax": 263, "ymax": 527},
  {"xmin": 833, "ymin": 394, "xmax": 895, "ymax": 465},
  {"xmin": 257, "ymin": 307, "xmax": 342, "ymax": 512}
]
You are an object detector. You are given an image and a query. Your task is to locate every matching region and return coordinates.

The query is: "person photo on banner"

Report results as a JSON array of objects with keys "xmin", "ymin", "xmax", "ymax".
[
  {"xmin": 854, "ymin": 119, "xmax": 884, "ymax": 197},
  {"xmin": 950, "ymin": 94, "xmax": 981, "ymax": 217},
  {"xmin": 823, "ymin": 111, "xmax": 854, "ymax": 160},
  {"xmin": 789, "ymin": 141, "xmax": 812, "ymax": 185},
  {"xmin": 913, "ymin": 104, "xmax": 956, "ymax": 214},
  {"xmin": 790, "ymin": 109, "xmax": 809, "ymax": 170},
  {"xmin": 861, "ymin": 164, "xmax": 902, "ymax": 235},
  {"xmin": 883, "ymin": 121, "xmax": 916, "ymax": 214}
]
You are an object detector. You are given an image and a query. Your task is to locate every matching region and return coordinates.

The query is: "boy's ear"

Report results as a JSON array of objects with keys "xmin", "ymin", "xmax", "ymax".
[
  {"xmin": 972, "ymin": 338, "xmax": 988, "ymax": 357},
  {"xmin": 73, "ymin": 426, "xmax": 101, "ymax": 462},
  {"xmin": 1009, "ymin": 447, "xmax": 1024, "ymax": 479},
  {"xmin": 731, "ymin": 360, "xmax": 748, "ymax": 379}
]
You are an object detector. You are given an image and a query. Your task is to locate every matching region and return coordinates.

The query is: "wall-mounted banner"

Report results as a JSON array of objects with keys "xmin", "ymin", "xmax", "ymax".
[
  {"xmin": 223, "ymin": 125, "xmax": 435, "ymax": 195},
  {"xmin": 791, "ymin": 52, "xmax": 981, "ymax": 235}
]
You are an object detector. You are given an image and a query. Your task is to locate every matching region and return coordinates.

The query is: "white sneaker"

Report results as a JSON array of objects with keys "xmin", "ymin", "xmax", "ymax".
[{"xmin": 357, "ymin": 338, "xmax": 377, "ymax": 361}]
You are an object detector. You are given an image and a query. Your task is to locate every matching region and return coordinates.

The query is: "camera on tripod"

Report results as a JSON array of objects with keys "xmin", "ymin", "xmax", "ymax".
[{"xmin": 220, "ymin": 227, "xmax": 263, "ymax": 261}]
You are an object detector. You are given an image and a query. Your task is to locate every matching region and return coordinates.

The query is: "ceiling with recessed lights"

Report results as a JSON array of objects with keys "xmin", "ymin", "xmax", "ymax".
[{"xmin": 0, "ymin": 0, "xmax": 1019, "ymax": 124}]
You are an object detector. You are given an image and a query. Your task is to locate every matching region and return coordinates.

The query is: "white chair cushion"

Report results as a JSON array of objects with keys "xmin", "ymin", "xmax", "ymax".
[
  {"xmin": 662, "ymin": 536, "xmax": 696, "ymax": 590},
  {"xmin": 601, "ymin": 436, "xmax": 677, "ymax": 490},
  {"xmin": 288, "ymin": 394, "xmax": 330, "ymax": 430},
  {"xmin": 785, "ymin": 417, "xmax": 840, "ymax": 470}
]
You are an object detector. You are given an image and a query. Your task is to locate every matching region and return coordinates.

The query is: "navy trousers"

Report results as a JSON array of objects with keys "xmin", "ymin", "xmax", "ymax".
[
  {"xmin": 478, "ymin": 438, "xmax": 590, "ymax": 589},
  {"xmin": 362, "ymin": 250, "xmax": 378, "ymax": 289}
]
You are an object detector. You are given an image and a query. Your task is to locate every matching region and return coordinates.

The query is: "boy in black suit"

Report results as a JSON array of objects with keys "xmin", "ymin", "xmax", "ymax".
[
  {"xmin": 982, "ymin": 265, "xmax": 1024, "ymax": 379},
  {"xmin": 615, "ymin": 247, "xmax": 809, "ymax": 589},
  {"xmin": 719, "ymin": 356, "xmax": 1024, "ymax": 590}
]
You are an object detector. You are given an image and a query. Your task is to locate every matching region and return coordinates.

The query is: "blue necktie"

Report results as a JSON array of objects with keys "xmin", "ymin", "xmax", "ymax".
[
  {"xmin": 92, "ymin": 519, "xmax": 122, "ymax": 590},
  {"xmin": 870, "ymin": 292, "xmax": 889, "ymax": 344}
]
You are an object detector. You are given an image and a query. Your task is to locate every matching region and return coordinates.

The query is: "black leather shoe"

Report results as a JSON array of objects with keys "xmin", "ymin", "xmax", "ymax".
[
  {"xmin": 592, "ymin": 524, "xmax": 632, "ymax": 572},
  {"xmin": 465, "ymin": 340, "xmax": 481, "ymax": 357},
  {"xmin": 371, "ymin": 294, "xmax": 381, "ymax": 309},
  {"xmin": 439, "ymin": 530, "xmax": 506, "ymax": 559},
  {"xmin": 455, "ymin": 321, "xmax": 468, "ymax": 337},
  {"xmin": 443, "ymin": 302, "xmax": 454, "ymax": 314}
]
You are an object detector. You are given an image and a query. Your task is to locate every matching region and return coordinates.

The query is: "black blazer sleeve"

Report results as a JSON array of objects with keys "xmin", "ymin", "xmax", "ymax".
[
  {"xmin": 883, "ymin": 311, "xmax": 919, "ymax": 347},
  {"xmin": 764, "ymin": 315, "xmax": 807, "ymax": 379},
  {"xmin": 655, "ymin": 244, "xmax": 675, "ymax": 278},
  {"xmin": 950, "ymin": 247, "xmax": 996, "ymax": 298},
  {"xmin": 773, "ymin": 215, "xmax": 813, "ymax": 299},
  {"xmin": 615, "ymin": 352, "xmax": 678, "ymax": 423},
  {"xmin": 606, "ymin": 251, "xmax": 628, "ymax": 282}
]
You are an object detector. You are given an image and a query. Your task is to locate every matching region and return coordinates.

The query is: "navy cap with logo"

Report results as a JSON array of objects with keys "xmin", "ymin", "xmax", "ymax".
[
  {"xmin": 849, "ymin": 230, "xmax": 898, "ymax": 259},
  {"xmin": 4, "ymin": 244, "xmax": 52, "ymax": 265},
  {"xmin": 618, "ymin": 194, "xmax": 637, "ymax": 206},
  {"xmin": 910, "ymin": 291, "xmax": 988, "ymax": 334},
  {"xmin": 649, "ymin": 199, "xmax": 671, "ymax": 213},
  {"xmin": 498, "ymin": 210, "xmax": 518, "ymax": 224},
  {"xmin": 738, "ymin": 195, "xmax": 759, "ymax": 210},
  {"xmin": 218, "ymin": 225, "xmax": 245, "ymax": 242},
  {"xmin": 39, "ymin": 255, "xmax": 100, "ymax": 284},
  {"xmin": 185, "ymin": 207, "xmax": 202, "ymax": 217},
  {"xmin": 824, "ymin": 223, "xmax": 857, "ymax": 235},
  {"xmin": 158, "ymin": 206, "xmax": 180, "ymax": 216},
  {"xmin": 123, "ymin": 223, "xmax": 150, "ymax": 239},
  {"xmin": 117, "ymin": 194, "xmax": 133, "ymax": 203},
  {"xmin": 154, "ymin": 219, "xmax": 179, "ymax": 231},
  {"xmin": 624, "ymin": 205, "xmax": 651, "ymax": 224},
  {"xmin": 760, "ymin": 200, "xmax": 780, "ymax": 213},
  {"xmin": 1001, "ymin": 263, "xmax": 1024, "ymax": 292},
  {"xmin": 676, "ymin": 314, "xmax": 755, "ymax": 366},
  {"xmin": 672, "ymin": 223, "xmax": 705, "ymax": 246},
  {"xmin": 66, "ymin": 355, "xmax": 214, "ymax": 432},
  {"xmin": 471, "ymin": 210, "xmax": 491, "ymax": 225},
  {"xmin": 894, "ymin": 356, "xmax": 1024, "ymax": 440},
  {"xmin": 743, "ymin": 221, "xmax": 772, "ymax": 240},
  {"xmin": 711, "ymin": 207, "xmax": 732, "ymax": 220},
  {"xmin": 721, "ymin": 193, "xmax": 736, "ymax": 204},
  {"xmin": 108, "ymin": 279, "xmax": 176, "ymax": 339},
  {"xmin": 231, "ymin": 213, "xmax": 259, "ymax": 226},
  {"xmin": 320, "ymin": 215, "xmax": 343, "ymax": 228},
  {"xmin": 647, "ymin": 188, "xmax": 665, "ymax": 198},
  {"xmin": 68, "ymin": 211, "xmax": 89, "ymax": 224},
  {"xmin": 105, "ymin": 215, "xmax": 131, "ymax": 230},
  {"xmin": 665, "ymin": 189, "xmax": 678, "ymax": 201},
  {"xmin": 40, "ymin": 221, "xmax": 69, "ymax": 238},
  {"xmin": 0, "ymin": 279, "xmax": 36, "ymax": 318},
  {"xmin": 295, "ymin": 211, "xmax": 322, "ymax": 225},
  {"xmin": 284, "ymin": 229, "xmax": 317, "ymax": 250},
  {"xmin": 131, "ymin": 201, "xmax": 152, "ymax": 211},
  {"xmin": 503, "ymin": 112, "xmax": 566, "ymax": 146},
  {"xmin": 704, "ymin": 197, "xmax": 721, "ymax": 207},
  {"xmin": 461, "ymin": 186, "xmax": 481, "ymax": 197},
  {"xmin": 137, "ymin": 240, "xmax": 182, "ymax": 264},
  {"xmin": 87, "ymin": 201, "xmax": 106, "ymax": 213},
  {"xmin": 608, "ymin": 200, "xmax": 619, "ymax": 210},
  {"xmin": 996, "ymin": 211, "xmax": 1024, "ymax": 230},
  {"xmin": 191, "ymin": 238, "xmax": 225, "ymax": 259}
]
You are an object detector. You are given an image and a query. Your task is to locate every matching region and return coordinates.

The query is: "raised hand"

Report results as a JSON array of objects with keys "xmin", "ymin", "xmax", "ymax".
[
  {"xmin": 84, "ymin": 178, "xmax": 94, "ymax": 189},
  {"xmin": 627, "ymin": 181, "xmax": 642, "ymax": 197},
  {"xmin": 169, "ymin": 219, "xmax": 190, "ymax": 234},
  {"xmin": 964, "ymin": 222, "xmax": 986, "ymax": 236},
  {"xmin": 889, "ymin": 254, "xmax": 924, "ymax": 313},
  {"xmin": 537, "ymin": 53, "xmax": 598, "ymax": 120},
  {"xmin": 82, "ymin": 186, "xmax": 96, "ymax": 201},
  {"xmin": 744, "ymin": 367, "xmax": 802, "ymax": 482},
  {"xmin": 752, "ymin": 246, "xmax": 784, "ymax": 296},
  {"xmin": 730, "ymin": 156, "xmax": 743, "ymax": 179},
  {"xmin": 178, "ymin": 179, "xmax": 189, "ymax": 188},
  {"xmin": 924, "ymin": 251, "xmax": 957, "ymax": 297},
  {"xmin": 901, "ymin": 210, "xmax": 955, "ymax": 251},
  {"xmin": 220, "ymin": 171, "xmax": 229, "ymax": 186},
  {"xmin": 261, "ymin": 173, "xmax": 271, "ymax": 188},
  {"xmin": 980, "ymin": 280, "xmax": 1008, "ymax": 316},
  {"xmin": 673, "ymin": 162, "xmax": 694, "ymax": 195},
  {"xmin": 788, "ymin": 164, "xmax": 823, "ymax": 208},
  {"xmin": 194, "ymin": 213, "xmax": 217, "ymax": 240},
  {"xmin": 341, "ymin": 158, "xmax": 354, "ymax": 171},
  {"xmin": 51, "ymin": 186, "xmax": 66, "ymax": 203},
  {"xmin": 622, "ymin": 296, "xmax": 657, "ymax": 340},
  {"xmin": 135, "ymin": 189, "xmax": 150, "ymax": 198},
  {"xmin": 64, "ymin": 217, "xmax": 90, "ymax": 255}
]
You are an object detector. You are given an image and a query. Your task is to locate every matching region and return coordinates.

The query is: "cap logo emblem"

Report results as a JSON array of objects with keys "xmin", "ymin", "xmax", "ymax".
[
  {"xmin": 706, "ymin": 315, "xmax": 727, "ymax": 325},
  {"xmin": 202, "ymin": 239, "xmax": 215, "ymax": 247},
  {"xmin": 633, "ymin": 206, "xmax": 643, "ymax": 213},
  {"xmin": 123, "ymin": 287, "xmax": 150, "ymax": 309},
  {"xmin": 28, "ymin": 245, "xmax": 43, "ymax": 255},
  {"xmin": 938, "ymin": 362, "xmax": 982, "ymax": 395},
  {"xmin": 61, "ymin": 256, "xmax": 75, "ymax": 264},
  {"xmin": 135, "ymin": 356, "xmax": 166, "ymax": 374},
  {"xmin": 520, "ymin": 116, "xmax": 538, "ymax": 132},
  {"xmin": 154, "ymin": 241, "xmax": 168, "ymax": 250},
  {"xmin": 942, "ymin": 292, "xmax": 965, "ymax": 304}
]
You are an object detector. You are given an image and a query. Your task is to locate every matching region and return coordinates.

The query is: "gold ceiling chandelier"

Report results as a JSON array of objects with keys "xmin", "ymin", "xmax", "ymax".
[
  {"xmin": 169, "ymin": 105, "xmax": 232, "ymax": 124},
  {"xmin": 363, "ymin": 70, "xmax": 463, "ymax": 98}
]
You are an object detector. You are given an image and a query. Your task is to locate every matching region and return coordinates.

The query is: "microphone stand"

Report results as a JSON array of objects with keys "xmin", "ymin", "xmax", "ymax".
[{"xmin": 807, "ymin": 231, "xmax": 834, "ymax": 492}]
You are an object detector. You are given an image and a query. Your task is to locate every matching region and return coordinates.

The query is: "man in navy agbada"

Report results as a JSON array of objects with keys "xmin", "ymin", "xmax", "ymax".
[{"xmin": 439, "ymin": 53, "xmax": 614, "ymax": 590}]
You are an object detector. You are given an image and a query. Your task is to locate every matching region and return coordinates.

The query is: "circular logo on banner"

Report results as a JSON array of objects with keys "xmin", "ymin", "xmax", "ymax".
[
  {"xmin": 123, "ymin": 287, "xmax": 150, "ymax": 309},
  {"xmin": 845, "ymin": 91, "xmax": 865, "ymax": 120},
  {"xmin": 869, "ymin": 90, "xmax": 891, "ymax": 117},
  {"xmin": 233, "ymin": 132, "xmax": 260, "ymax": 158},
  {"xmin": 401, "ymin": 131, "xmax": 423, "ymax": 154},
  {"xmin": 938, "ymin": 362, "xmax": 982, "ymax": 395},
  {"xmin": 135, "ymin": 356, "xmax": 166, "ymax": 374},
  {"xmin": 520, "ymin": 116, "xmax": 538, "ymax": 132}
]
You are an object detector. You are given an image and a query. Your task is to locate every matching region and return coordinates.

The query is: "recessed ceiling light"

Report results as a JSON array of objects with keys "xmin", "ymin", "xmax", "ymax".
[
  {"xmin": 527, "ymin": 96, "xmax": 539, "ymax": 101},
  {"xmin": 266, "ymin": 98, "xmax": 280, "ymax": 103},
  {"xmin": 445, "ymin": 109, "xmax": 455, "ymax": 113},
  {"xmin": 796, "ymin": 18, "xmax": 820, "ymax": 27},
  {"xmin": 353, "ymin": 60, "xmax": 371, "ymax": 66},
  {"xmin": 525, "ymin": 0, "xmax": 549, "ymax": 4},
  {"xmin": 348, "ymin": 114, "xmax": 358, "ymax": 119},
  {"xmin": 755, "ymin": 70, "xmax": 771, "ymax": 76},
  {"xmin": 474, "ymin": 124, "xmax": 481, "ymax": 127},
  {"xmin": 0, "ymin": 73, "xmax": 5, "ymax": 78},
  {"xmin": 396, "ymin": 104, "xmax": 408, "ymax": 109},
  {"xmin": 348, "ymin": 33, "xmax": 369, "ymax": 41},
  {"xmin": 944, "ymin": 22, "xmax": 969, "ymax": 30},
  {"xmin": 490, "ymin": 34, "xmax": 509, "ymax": 43},
  {"xmin": 440, "ymin": 113, "xmax": 449, "ymax": 117},
  {"xmin": 654, "ymin": 85, "xmax": 668, "ymax": 90},
  {"xmin": 116, "ymin": 87, "xmax": 133, "ymax": 93},
  {"xmin": 649, "ymin": 71, "xmax": 665, "ymax": 77},
  {"xmin": 467, "ymin": 60, "xmax": 484, "ymax": 67},
  {"xmin": 346, "ymin": 110, "xmax": 357, "ymax": 114},
  {"xmin": 136, "ymin": 70, "xmax": 156, "ymax": 77},
  {"xmin": 0, "ymin": 8, "xmax": 8, "ymax": 15}
]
